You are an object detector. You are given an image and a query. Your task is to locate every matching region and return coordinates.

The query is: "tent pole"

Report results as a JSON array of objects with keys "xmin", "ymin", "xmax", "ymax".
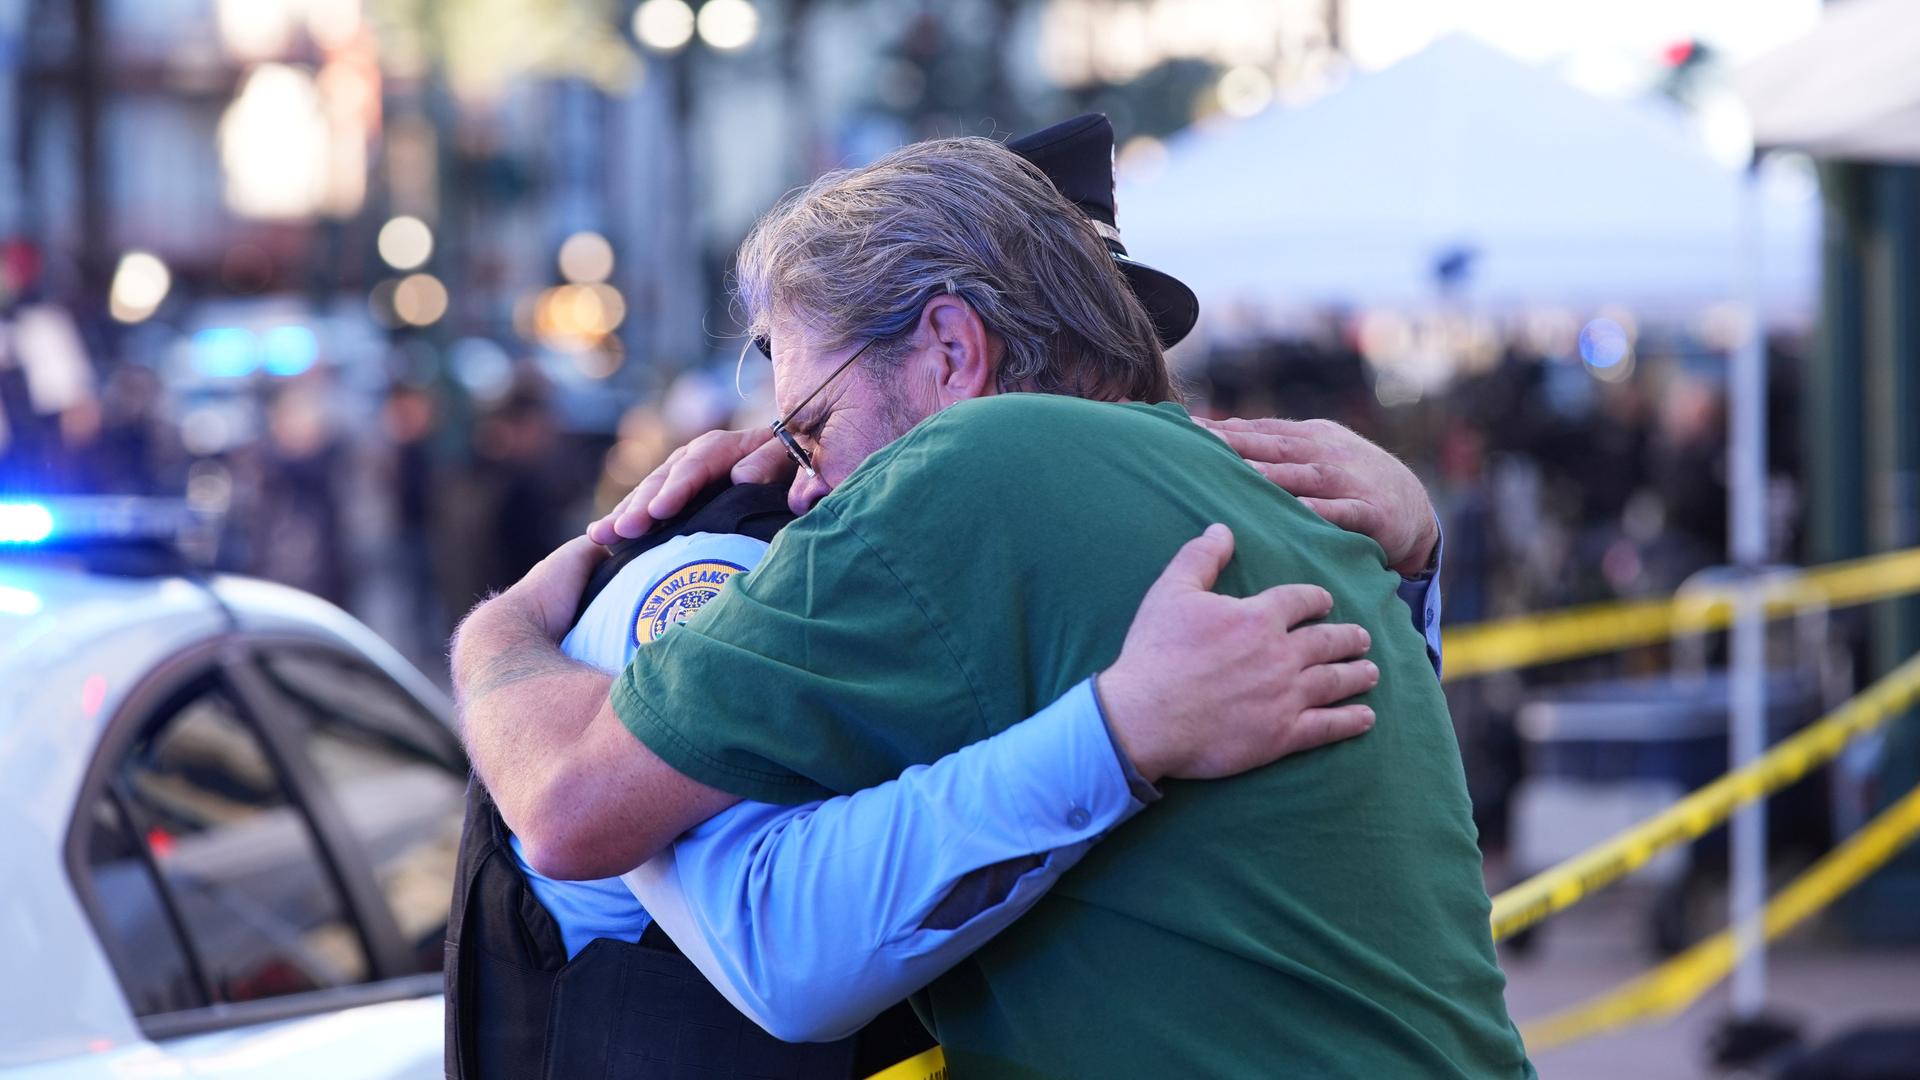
[{"xmin": 1728, "ymin": 156, "xmax": 1771, "ymax": 1021}]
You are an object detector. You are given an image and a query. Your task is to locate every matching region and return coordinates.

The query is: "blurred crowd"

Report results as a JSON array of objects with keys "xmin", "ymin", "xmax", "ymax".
[
  {"xmin": 0, "ymin": 287, "xmax": 1829, "ymax": 874},
  {"xmin": 3, "ymin": 290, "xmax": 1805, "ymax": 688},
  {"xmin": 0, "ymin": 295, "xmax": 770, "ymax": 673},
  {"xmin": 1190, "ymin": 323, "xmax": 1805, "ymax": 626},
  {"xmin": 1178, "ymin": 316, "xmax": 1813, "ymax": 853}
]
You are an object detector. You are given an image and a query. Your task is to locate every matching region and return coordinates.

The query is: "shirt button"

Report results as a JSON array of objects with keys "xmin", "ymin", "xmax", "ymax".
[{"xmin": 1067, "ymin": 806, "xmax": 1091, "ymax": 830}]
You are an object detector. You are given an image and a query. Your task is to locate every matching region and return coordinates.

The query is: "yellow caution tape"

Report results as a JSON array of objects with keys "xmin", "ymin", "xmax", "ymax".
[
  {"xmin": 1442, "ymin": 545, "xmax": 1920, "ymax": 680},
  {"xmin": 1521, "ymin": 781, "xmax": 1920, "ymax": 1051},
  {"xmin": 852, "ymin": 602, "xmax": 1920, "ymax": 1071},
  {"xmin": 863, "ymin": 1046, "xmax": 946, "ymax": 1080},
  {"xmin": 1489, "ymin": 651, "xmax": 1920, "ymax": 941}
]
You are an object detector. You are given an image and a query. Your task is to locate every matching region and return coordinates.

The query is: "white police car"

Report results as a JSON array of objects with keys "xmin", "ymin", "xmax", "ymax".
[{"xmin": 0, "ymin": 498, "xmax": 463, "ymax": 1078}]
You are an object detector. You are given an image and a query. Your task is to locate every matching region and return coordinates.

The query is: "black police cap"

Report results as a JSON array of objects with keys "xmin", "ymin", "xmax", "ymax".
[{"xmin": 1008, "ymin": 113, "xmax": 1200, "ymax": 349}]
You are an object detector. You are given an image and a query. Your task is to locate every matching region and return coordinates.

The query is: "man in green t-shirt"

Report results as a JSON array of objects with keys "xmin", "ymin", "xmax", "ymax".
[{"xmin": 457, "ymin": 134, "xmax": 1533, "ymax": 1077}]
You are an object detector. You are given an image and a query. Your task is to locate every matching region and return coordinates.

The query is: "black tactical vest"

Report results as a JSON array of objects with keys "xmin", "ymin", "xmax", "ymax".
[{"xmin": 444, "ymin": 482, "xmax": 937, "ymax": 1080}]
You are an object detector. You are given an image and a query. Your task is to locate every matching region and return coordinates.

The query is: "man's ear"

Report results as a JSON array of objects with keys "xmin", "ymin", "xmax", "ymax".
[{"xmin": 916, "ymin": 294, "xmax": 999, "ymax": 405}]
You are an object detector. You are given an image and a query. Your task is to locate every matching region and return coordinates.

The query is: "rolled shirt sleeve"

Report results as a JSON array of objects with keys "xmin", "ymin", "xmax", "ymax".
[{"xmin": 1396, "ymin": 523, "xmax": 1446, "ymax": 677}]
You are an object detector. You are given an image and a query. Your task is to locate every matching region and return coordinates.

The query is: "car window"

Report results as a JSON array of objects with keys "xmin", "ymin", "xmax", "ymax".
[
  {"xmin": 254, "ymin": 648, "xmax": 466, "ymax": 974},
  {"xmin": 81, "ymin": 794, "xmax": 207, "ymax": 1017},
  {"xmin": 109, "ymin": 677, "xmax": 371, "ymax": 1007}
]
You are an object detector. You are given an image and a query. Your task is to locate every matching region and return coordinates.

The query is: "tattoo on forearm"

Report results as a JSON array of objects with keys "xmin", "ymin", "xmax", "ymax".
[{"xmin": 461, "ymin": 647, "xmax": 588, "ymax": 706}]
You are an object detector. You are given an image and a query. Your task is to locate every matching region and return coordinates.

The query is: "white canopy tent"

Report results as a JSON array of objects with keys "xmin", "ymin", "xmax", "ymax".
[
  {"xmin": 1737, "ymin": 0, "xmax": 1920, "ymax": 163},
  {"xmin": 1117, "ymin": 34, "xmax": 1819, "ymax": 319}
]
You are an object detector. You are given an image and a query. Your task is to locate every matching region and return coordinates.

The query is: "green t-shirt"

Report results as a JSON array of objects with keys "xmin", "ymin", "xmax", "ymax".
[{"xmin": 615, "ymin": 395, "xmax": 1533, "ymax": 1079}]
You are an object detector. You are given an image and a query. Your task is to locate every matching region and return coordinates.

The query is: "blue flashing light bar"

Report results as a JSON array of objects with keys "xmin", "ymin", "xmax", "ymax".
[
  {"xmin": 190, "ymin": 325, "xmax": 321, "ymax": 379},
  {"xmin": 0, "ymin": 583, "xmax": 42, "ymax": 616},
  {"xmin": 0, "ymin": 497, "xmax": 189, "ymax": 548},
  {"xmin": 0, "ymin": 502, "xmax": 55, "ymax": 544}
]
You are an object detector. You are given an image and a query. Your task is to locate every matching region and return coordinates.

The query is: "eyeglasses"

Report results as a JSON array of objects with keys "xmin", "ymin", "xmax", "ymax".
[{"xmin": 769, "ymin": 337, "xmax": 875, "ymax": 478}]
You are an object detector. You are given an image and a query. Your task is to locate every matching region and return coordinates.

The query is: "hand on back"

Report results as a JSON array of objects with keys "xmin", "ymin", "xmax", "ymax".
[
  {"xmin": 1194, "ymin": 416, "xmax": 1439, "ymax": 577},
  {"xmin": 1097, "ymin": 525, "xmax": 1378, "ymax": 784}
]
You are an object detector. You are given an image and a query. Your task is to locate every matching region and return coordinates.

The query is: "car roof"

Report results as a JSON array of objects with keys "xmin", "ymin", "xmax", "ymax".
[
  {"xmin": 0, "ymin": 558, "xmax": 452, "ymax": 1065},
  {"xmin": 0, "ymin": 557, "xmax": 451, "ymax": 835},
  {"xmin": 0, "ymin": 560, "xmax": 235, "ymax": 1062},
  {"xmin": 2, "ymin": 553, "xmax": 446, "ymax": 700},
  {"xmin": 0, "ymin": 559, "xmax": 228, "ymax": 775}
]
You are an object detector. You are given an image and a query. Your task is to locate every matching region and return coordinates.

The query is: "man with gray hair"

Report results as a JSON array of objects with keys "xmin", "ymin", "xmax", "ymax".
[{"xmin": 458, "ymin": 129, "xmax": 1532, "ymax": 1077}]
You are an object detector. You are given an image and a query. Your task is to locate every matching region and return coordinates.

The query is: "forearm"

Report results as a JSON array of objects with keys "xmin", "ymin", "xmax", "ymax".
[
  {"xmin": 451, "ymin": 597, "xmax": 614, "ymax": 846},
  {"xmin": 625, "ymin": 678, "xmax": 1145, "ymax": 1041},
  {"xmin": 452, "ymin": 537, "xmax": 743, "ymax": 877}
]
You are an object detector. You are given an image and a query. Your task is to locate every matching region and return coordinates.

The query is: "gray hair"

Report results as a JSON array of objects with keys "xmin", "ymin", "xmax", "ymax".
[{"xmin": 734, "ymin": 136, "xmax": 1173, "ymax": 403}]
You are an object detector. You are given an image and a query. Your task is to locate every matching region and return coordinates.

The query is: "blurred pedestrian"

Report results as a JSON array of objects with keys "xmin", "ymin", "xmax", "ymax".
[
  {"xmin": 471, "ymin": 374, "xmax": 566, "ymax": 593},
  {"xmin": 383, "ymin": 382, "xmax": 443, "ymax": 658},
  {"xmin": 253, "ymin": 385, "xmax": 349, "ymax": 605},
  {"xmin": 0, "ymin": 298, "xmax": 96, "ymax": 492}
]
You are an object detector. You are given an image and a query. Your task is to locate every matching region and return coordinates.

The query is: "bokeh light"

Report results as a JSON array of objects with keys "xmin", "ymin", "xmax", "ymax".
[
  {"xmin": 557, "ymin": 231, "xmax": 615, "ymax": 284},
  {"xmin": 304, "ymin": 0, "xmax": 364, "ymax": 51},
  {"xmin": 378, "ymin": 215, "xmax": 434, "ymax": 270},
  {"xmin": 696, "ymin": 0, "xmax": 760, "ymax": 52},
  {"xmin": 535, "ymin": 283, "xmax": 627, "ymax": 345},
  {"xmin": 214, "ymin": 0, "xmax": 297, "ymax": 61},
  {"xmin": 634, "ymin": 0, "xmax": 696, "ymax": 52},
  {"xmin": 1357, "ymin": 310, "xmax": 1414, "ymax": 365},
  {"xmin": 218, "ymin": 63, "xmax": 331, "ymax": 220},
  {"xmin": 1579, "ymin": 317, "xmax": 1635, "ymax": 382},
  {"xmin": 108, "ymin": 252, "xmax": 172, "ymax": 324},
  {"xmin": 394, "ymin": 273, "xmax": 450, "ymax": 327},
  {"xmin": 451, "ymin": 337, "xmax": 514, "ymax": 402},
  {"xmin": 1216, "ymin": 65, "xmax": 1274, "ymax": 119},
  {"xmin": 1373, "ymin": 368, "xmax": 1424, "ymax": 408}
]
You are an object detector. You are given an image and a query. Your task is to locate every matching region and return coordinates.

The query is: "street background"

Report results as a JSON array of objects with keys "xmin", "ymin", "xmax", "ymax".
[{"xmin": 3, "ymin": 1, "xmax": 1917, "ymax": 1076}]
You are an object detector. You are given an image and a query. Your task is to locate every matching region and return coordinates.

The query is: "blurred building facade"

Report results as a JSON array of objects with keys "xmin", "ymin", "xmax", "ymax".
[
  {"xmin": 1810, "ymin": 160, "xmax": 1920, "ymax": 933},
  {"xmin": 0, "ymin": 0, "xmax": 1366, "ymax": 660}
]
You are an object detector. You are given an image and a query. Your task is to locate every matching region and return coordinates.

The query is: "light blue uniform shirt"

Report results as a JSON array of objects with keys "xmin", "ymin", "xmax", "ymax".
[
  {"xmin": 515, "ymin": 529, "xmax": 1147, "ymax": 960},
  {"xmin": 518, "ymin": 523, "xmax": 1446, "ymax": 1036},
  {"xmin": 515, "ymin": 529, "xmax": 774, "ymax": 954}
]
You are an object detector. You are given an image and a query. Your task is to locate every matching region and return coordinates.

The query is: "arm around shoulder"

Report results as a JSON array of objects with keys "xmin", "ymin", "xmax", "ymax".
[
  {"xmin": 633, "ymin": 681, "xmax": 1141, "ymax": 1042},
  {"xmin": 452, "ymin": 569, "xmax": 739, "ymax": 878}
]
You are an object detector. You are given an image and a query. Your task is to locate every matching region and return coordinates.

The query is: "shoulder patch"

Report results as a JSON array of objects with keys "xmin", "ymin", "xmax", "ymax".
[{"xmin": 633, "ymin": 559, "xmax": 748, "ymax": 645}]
